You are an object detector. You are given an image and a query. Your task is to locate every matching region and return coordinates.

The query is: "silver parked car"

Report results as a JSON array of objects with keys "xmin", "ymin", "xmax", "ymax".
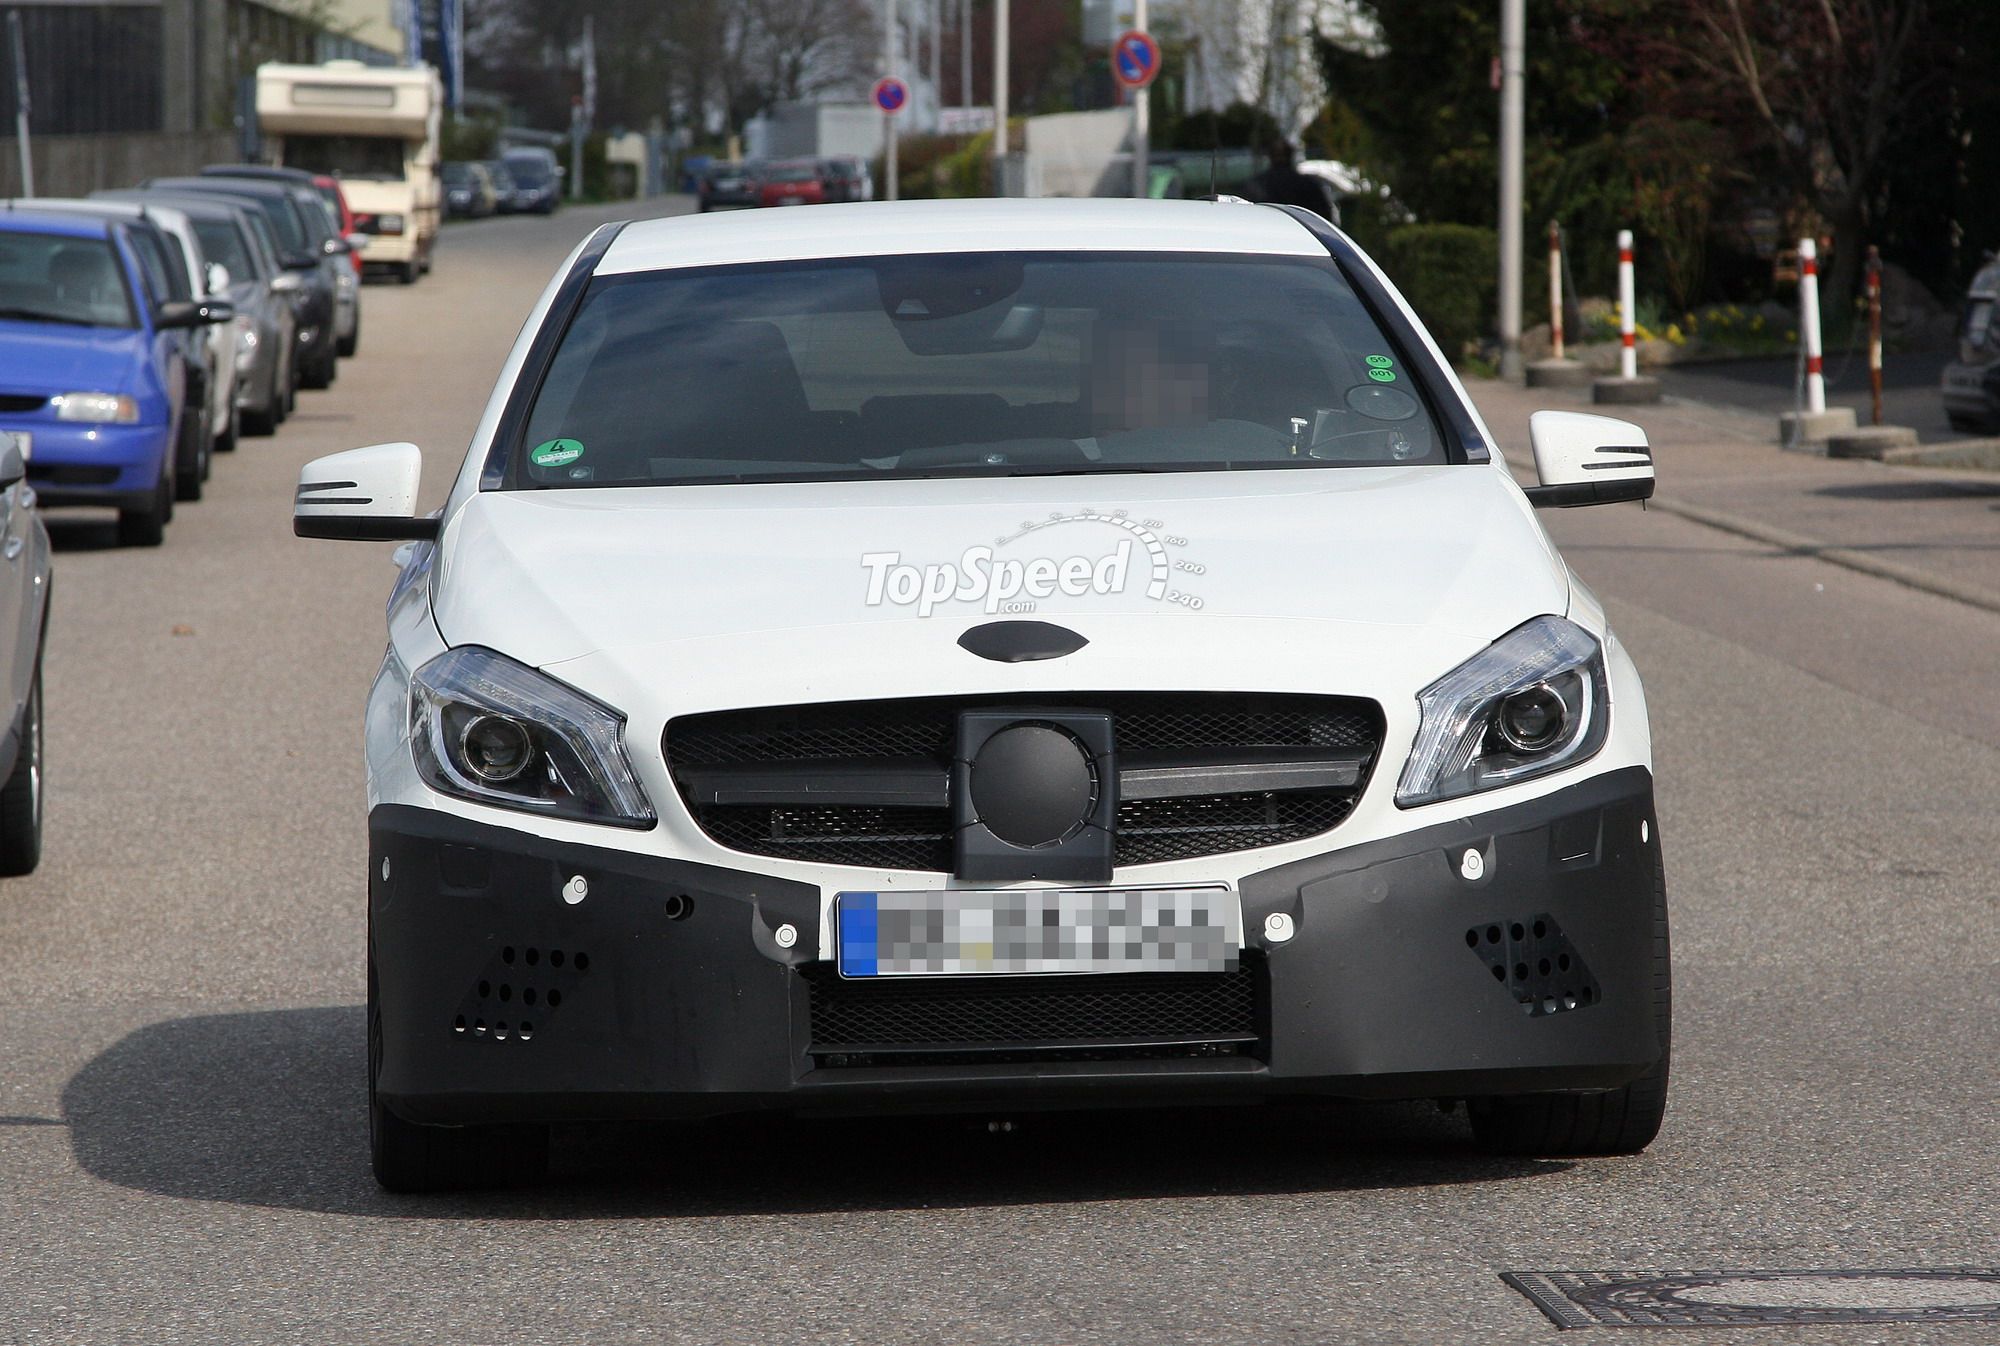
[{"xmin": 0, "ymin": 431, "xmax": 48, "ymax": 876}]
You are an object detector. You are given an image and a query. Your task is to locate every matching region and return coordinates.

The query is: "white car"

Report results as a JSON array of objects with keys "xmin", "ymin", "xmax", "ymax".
[{"xmin": 297, "ymin": 199, "xmax": 1669, "ymax": 1191}]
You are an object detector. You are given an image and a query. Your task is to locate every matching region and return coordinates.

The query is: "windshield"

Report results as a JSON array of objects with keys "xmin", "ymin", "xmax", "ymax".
[
  {"xmin": 0, "ymin": 231, "xmax": 137, "ymax": 329},
  {"xmin": 513, "ymin": 252, "xmax": 1446, "ymax": 488},
  {"xmin": 284, "ymin": 134, "xmax": 405, "ymax": 180},
  {"xmin": 767, "ymin": 164, "xmax": 817, "ymax": 184},
  {"xmin": 505, "ymin": 154, "xmax": 554, "ymax": 186},
  {"xmin": 193, "ymin": 219, "xmax": 253, "ymax": 280}
]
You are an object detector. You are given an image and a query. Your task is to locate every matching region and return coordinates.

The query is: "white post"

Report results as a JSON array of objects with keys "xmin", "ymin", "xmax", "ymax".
[
  {"xmin": 960, "ymin": 0, "xmax": 971, "ymax": 115},
  {"xmin": 1800, "ymin": 237, "xmax": 1826, "ymax": 414},
  {"xmin": 1497, "ymin": 0, "xmax": 1525, "ymax": 378},
  {"xmin": 1548, "ymin": 221, "xmax": 1565, "ymax": 361},
  {"xmin": 1131, "ymin": 0, "xmax": 1149, "ymax": 199},
  {"xmin": 884, "ymin": 0, "xmax": 899, "ymax": 202},
  {"xmin": 1617, "ymin": 229, "xmax": 1638, "ymax": 381},
  {"xmin": 991, "ymin": 0, "xmax": 1009, "ymax": 193}
]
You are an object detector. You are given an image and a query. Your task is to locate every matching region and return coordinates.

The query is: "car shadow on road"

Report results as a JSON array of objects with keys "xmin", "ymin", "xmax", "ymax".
[
  {"xmin": 1813, "ymin": 480, "xmax": 2000, "ymax": 502},
  {"xmin": 43, "ymin": 514, "xmax": 128, "ymax": 552},
  {"xmin": 62, "ymin": 1007, "xmax": 1572, "ymax": 1219}
]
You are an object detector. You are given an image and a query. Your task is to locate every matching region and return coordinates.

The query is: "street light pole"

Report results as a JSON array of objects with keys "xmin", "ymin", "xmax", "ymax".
[
  {"xmin": 991, "ymin": 0, "xmax": 1009, "ymax": 194},
  {"xmin": 1497, "ymin": 0, "xmax": 1525, "ymax": 379},
  {"xmin": 7, "ymin": 8, "xmax": 32, "ymax": 198}
]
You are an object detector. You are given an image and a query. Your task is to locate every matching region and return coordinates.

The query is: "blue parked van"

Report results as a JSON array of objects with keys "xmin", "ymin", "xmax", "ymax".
[{"xmin": 0, "ymin": 212, "xmax": 229, "ymax": 545}]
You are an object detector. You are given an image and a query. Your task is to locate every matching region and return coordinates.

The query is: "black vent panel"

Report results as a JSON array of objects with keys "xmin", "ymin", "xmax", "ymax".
[
  {"xmin": 803, "ymin": 959, "xmax": 1259, "ymax": 1064},
  {"xmin": 667, "ymin": 692, "xmax": 1383, "ymax": 873}
]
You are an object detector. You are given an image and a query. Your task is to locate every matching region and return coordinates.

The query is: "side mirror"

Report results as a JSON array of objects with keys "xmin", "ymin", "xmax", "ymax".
[
  {"xmin": 1523, "ymin": 410, "xmax": 1655, "ymax": 509},
  {"xmin": 206, "ymin": 262, "xmax": 232, "ymax": 296},
  {"xmin": 283, "ymin": 251, "xmax": 320, "ymax": 272},
  {"xmin": 196, "ymin": 297, "xmax": 235, "ymax": 324},
  {"xmin": 0, "ymin": 433, "xmax": 25, "ymax": 488},
  {"xmin": 154, "ymin": 300, "xmax": 203, "ymax": 330},
  {"xmin": 294, "ymin": 442, "xmax": 440, "ymax": 541},
  {"xmin": 270, "ymin": 272, "xmax": 304, "ymax": 294},
  {"xmin": 322, "ymin": 236, "xmax": 351, "ymax": 256},
  {"xmin": 345, "ymin": 231, "xmax": 369, "ymax": 252}
]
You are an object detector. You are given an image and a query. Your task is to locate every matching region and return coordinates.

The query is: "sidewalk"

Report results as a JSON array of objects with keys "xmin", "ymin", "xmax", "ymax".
[{"xmin": 1466, "ymin": 377, "xmax": 2000, "ymax": 614}]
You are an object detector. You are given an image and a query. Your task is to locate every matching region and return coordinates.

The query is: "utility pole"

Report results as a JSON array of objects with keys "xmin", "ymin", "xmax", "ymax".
[
  {"xmin": 1131, "ymin": 0, "xmax": 1149, "ymax": 199},
  {"xmin": 884, "ymin": 0, "xmax": 899, "ymax": 201},
  {"xmin": 960, "ymin": 0, "xmax": 971, "ymax": 112},
  {"xmin": 928, "ymin": 0, "xmax": 941, "ymax": 130},
  {"xmin": 7, "ymin": 8, "xmax": 32, "ymax": 198},
  {"xmin": 1496, "ymin": 0, "xmax": 1525, "ymax": 378},
  {"xmin": 991, "ymin": 0, "xmax": 1008, "ymax": 194}
]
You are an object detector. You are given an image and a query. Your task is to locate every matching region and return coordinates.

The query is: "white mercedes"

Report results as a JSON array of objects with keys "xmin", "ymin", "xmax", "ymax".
[{"xmin": 297, "ymin": 199, "xmax": 1669, "ymax": 1191}]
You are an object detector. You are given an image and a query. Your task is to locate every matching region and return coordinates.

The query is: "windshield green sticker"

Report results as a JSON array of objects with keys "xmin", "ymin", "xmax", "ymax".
[
  {"xmin": 531, "ymin": 438, "xmax": 585, "ymax": 468},
  {"xmin": 1365, "ymin": 354, "xmax": 1395, "ymax": 369},
  {"xmin": 1368, "ymin": 367, "xmax": 1398, "ymax": 383}
]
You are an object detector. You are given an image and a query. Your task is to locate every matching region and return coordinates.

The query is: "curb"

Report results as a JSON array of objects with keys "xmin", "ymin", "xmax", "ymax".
[{"xmin": 1649, "ymin": 496, "xmax": 2000, "ymax": 618}]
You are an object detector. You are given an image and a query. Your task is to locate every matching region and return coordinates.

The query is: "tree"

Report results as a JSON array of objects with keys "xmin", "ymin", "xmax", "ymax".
[{"xmin": 1583, "ymin": 0, "xmax": 1965, "ymax": 305}]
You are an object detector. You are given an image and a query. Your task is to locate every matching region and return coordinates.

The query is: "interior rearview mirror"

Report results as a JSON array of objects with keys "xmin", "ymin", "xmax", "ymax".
[
  {"xmin": 294, "ymin": 442, "xmax": 440, "ymax": 541},
  {"xmin": 1524, "ymin": 410, "xmax": 1655, "ymax": 509}
]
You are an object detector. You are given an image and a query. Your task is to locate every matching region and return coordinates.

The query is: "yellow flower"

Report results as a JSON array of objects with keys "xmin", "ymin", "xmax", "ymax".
[
  {"xmin": 1750, "ymin": 315, "xmax": 1764, "ymax": 330},
  {"xmin": 1666, "ymin": 323, "xmax": 1685, "ymax": 345},
  {"xmin": 1785, "ymin": 329, "xmax": 1797, "ymax": 343}
]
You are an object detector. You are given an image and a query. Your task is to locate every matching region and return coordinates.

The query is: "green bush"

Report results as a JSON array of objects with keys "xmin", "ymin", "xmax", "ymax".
[{"xmin": 1377, "ymin": 223, "xmax": 1497, "ymax": 363}]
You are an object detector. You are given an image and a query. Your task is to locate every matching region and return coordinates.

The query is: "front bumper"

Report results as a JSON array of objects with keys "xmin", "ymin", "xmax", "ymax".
[
  {"xmin": 15, "ymin": 420, "xmax": 171, "ymax": 508},
  {"xmin": 1942, "ymin": 360, "xmax": 1998, "ymax": 419},
  {"xmin": 371, "ymin": 766, "xmax": 1664, "ymax": 1126}
]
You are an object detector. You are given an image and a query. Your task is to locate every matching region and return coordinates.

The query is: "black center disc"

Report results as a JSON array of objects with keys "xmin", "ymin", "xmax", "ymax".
[{"xmin": 969, "ymin": 723, "xmax": 1095, "ymax": 847}]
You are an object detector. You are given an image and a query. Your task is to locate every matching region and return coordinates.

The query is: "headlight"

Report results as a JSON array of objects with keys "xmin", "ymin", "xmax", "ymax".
[
  {"xmin": 410, "ymin": 646, "xmax": 656, "ymax": 827},
  {"xmin": 1395, "ymin": 615, "xmax": 1608, "ymax": 807},
  {"xmin": 52, "ymin": 392, "xmax": 139, "ymax": 424}
]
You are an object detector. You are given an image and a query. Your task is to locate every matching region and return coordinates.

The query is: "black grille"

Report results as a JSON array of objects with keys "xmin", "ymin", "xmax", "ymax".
[
  {"xmin": 28, "ymin": 464, "xmax": 118, "ymax": 486},
  {"xmin": 804, "ymin": 960, "xmax": 1259, "ymax": 1064},
  {"xmin": 669, "ymin": 692, "xmax": 1381, "ymax": 872},
  {"xmin": 0, "ymin": 394, "xmax": 47, "ymax": 413}
]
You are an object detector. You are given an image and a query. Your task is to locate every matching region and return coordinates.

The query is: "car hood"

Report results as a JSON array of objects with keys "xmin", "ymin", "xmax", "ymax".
[
  {"xmin": 432, "ymin": 468, "xmax": 1572, "ymax": 696},
  {"xmin": 0, "ymin": 322, "xmax": 143, "ymax": 393}
]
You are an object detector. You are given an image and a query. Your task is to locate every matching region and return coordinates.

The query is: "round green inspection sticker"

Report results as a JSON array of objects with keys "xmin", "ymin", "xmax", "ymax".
[
  {"xmin": 530, "ymin": 438, "xmax": 584, "ymax": 468},
  {"xmin": 1368, "ymin": 367, "xmax": 1398, "ymax": 383},
  {"xmin": 1365, "ymin": 354, "xmax": 1395, "ymax": 369}
]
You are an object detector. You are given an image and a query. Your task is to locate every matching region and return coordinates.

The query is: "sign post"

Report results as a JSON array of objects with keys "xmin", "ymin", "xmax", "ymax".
[
  {"xmin": 873, "ymin": 76, "xmax": 909, "ymax": 202},
  {"xmin": 1110, "ymin": 23, "xmax": 1161, "ymax": 199},
  {"xmin": 7, "ymin": 8, "xmax": 31, "ymax": 198}
]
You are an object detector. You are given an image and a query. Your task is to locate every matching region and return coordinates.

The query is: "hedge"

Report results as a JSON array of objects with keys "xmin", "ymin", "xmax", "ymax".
[{"xmin": 1376, "ymin": 223, "xmax": 1497, "ymax": 363}]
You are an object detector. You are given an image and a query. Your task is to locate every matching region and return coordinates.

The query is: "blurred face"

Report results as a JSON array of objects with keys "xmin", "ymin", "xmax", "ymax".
[{"xmin": 1090, "ymin": 320, "xmax": 1211, "ymax": 433}]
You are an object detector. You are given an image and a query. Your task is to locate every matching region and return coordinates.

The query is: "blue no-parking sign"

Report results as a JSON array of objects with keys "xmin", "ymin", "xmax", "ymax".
[
  {"xmin": 1112, "ymin": 30, "xmax": 1161, "ymax": 91},
  {"xmin": 872, "ymin": 78, "xmax": 910, "ymax": 115}
]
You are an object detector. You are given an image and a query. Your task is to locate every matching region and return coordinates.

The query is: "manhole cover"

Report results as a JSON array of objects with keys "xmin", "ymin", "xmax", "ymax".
[{"xmin": 1502, "ymin": 1269, "xmax": 2000, "ymax": 1327}]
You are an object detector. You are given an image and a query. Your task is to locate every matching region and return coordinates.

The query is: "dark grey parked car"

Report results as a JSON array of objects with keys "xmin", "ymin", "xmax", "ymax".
[
  {"xmin": 1943, "ymin": 255, "xmax": 2000, "ymax": 433},
  {"xmin": 144, "ymin": 175, "xmax": 343, "ymax": 392},
  {"xmin": 0, "ymin": 432, "xmax": 49, "ymax": 877},
  {"xmin": 100, "ymin": 190, "xmax": 299, "ymax": 437}
]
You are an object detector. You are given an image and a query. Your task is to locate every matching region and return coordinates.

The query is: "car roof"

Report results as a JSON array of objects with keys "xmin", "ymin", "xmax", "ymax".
[
  {"xmin": 203, "ymin": 164, "xmax": 317, "ymax": 184},
  {"xmin": 148, "ymin": 174, "xmax": 305, "ymax": 203},
  {"xmin": 95, "ymin": 188, "xmax": 255, "ymax": 223},
  {"xmin": 10, "ymin": 196, "xmax": 191, "ymax": 233},
  {"xmin": 0, "ymin": 208, "xmax": 111, "ymax": 240},
  {"xmin": 595, "ymin": 198, "xmax": 1324, "ymax": 277}
]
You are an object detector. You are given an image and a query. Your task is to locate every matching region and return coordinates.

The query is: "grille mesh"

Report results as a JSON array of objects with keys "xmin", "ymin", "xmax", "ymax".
[
  {"xmin": 669, "ymin": 692, "xmax": 1381, "ymax": 872},
  {"xmin": 804, "ymin": 961, "xmax": 1258, "ymax": 1054}
]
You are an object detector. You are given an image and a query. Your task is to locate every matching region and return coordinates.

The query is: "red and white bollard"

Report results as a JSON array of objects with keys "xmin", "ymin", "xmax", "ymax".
[
  {"xmin": 1549, "ymin": 220, "xmax": 1565, "ymax": 361},
  {"xmin": 1799, "ymin": 238, "xmax": 1827, "ymax": 414},
  {"xmin": 1866, "ymin": 245, "xmax": 1884, "ymax": 427},
  {"xmin": 1617, "ymin": 229, "xmax": 1638, "ymax": 381}
]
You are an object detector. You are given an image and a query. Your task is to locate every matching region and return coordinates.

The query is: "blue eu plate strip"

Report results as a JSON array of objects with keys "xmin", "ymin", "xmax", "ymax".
[{"xmin": 837, "ymin": 892, "xmax": 879, "ymax": 977}]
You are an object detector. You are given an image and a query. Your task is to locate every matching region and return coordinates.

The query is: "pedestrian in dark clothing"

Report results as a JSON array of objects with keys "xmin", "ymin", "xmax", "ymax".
[{"xmin": 1253, "ymin": 141, "xmax": 1337, "ymax": 222}]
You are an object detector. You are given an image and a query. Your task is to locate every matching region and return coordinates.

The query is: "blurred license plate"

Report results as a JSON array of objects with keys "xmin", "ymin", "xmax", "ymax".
[{"xmin": 836, "ymin": 886, "xmax": 1240, "ymax": 978}]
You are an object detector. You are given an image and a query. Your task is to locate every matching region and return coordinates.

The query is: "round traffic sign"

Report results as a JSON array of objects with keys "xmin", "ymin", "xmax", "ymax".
[
  {"xmin": 1111, "ymin": 30, "xmax": 1161, "ymax": 90},
  {"xmin": 872, "ymin": 77, "xmax": 909, "ymax": 115}
]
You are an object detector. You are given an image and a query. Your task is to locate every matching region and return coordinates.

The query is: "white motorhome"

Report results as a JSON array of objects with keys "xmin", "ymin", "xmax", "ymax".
[{"xmin": 255, "ymin": 60, "xmax": 442, "ymax": 283}]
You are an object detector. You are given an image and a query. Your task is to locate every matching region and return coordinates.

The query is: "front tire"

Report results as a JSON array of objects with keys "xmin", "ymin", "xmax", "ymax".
[
  {"xmin": 117, "ymin": 468, "xmax": 171, "ymax": 547},
  {"xmin": 173, "ymin": 407, "xmax": 207, "ymax": 502},
  {"xmin": 338, "ymin": 304, "xmax": 360, "ymax": 358},
  {"xmin": 0, "ymin": 658, "xmax": 44, "ymax": 876},
  {"xmin": 1468, "ymin": 848, "xmax": 1671, "ymax": 1157},
  {"xmin": 368, "ymin": 932, "xmax": 549, "ymax": 1192}
]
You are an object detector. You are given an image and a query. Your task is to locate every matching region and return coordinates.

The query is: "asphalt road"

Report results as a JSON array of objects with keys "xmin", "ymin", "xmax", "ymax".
[{"xmin": 3, "ymin": 199, "xmax": 1998, "ymax": 1345}]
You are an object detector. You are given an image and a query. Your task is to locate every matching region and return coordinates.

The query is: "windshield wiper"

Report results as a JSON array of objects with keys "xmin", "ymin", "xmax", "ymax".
[{"xmin": 0, "ymin": 306, "xmax": 98, "ymax": 327}]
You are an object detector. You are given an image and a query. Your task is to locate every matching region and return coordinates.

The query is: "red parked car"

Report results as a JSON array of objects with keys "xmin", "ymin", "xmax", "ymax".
[{"xmin": 757, "ymin": 161, "xmax": 826, "ymax": 207}]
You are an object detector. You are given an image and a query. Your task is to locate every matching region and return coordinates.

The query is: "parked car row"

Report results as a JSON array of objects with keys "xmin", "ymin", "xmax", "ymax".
[
  {"xmin": 0, "ymin": 162, "xmax": 373, "ymax": 547},
  {"xmin": 695, "ymin": 155, "xmax": 875, "ymax": 212},
  {"xmin": 441, "ymin": 149, "xmax": 565, "ymax": 220}
]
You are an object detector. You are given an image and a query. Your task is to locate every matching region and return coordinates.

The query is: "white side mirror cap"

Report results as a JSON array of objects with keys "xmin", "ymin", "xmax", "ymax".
[
  {"xmin": 1525, "ymin": 410, "xmax": 1655, "ymax": 509},
  {"xmin": 294, "ymin": 442, "xmax": 438, "ymax": 541}
]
